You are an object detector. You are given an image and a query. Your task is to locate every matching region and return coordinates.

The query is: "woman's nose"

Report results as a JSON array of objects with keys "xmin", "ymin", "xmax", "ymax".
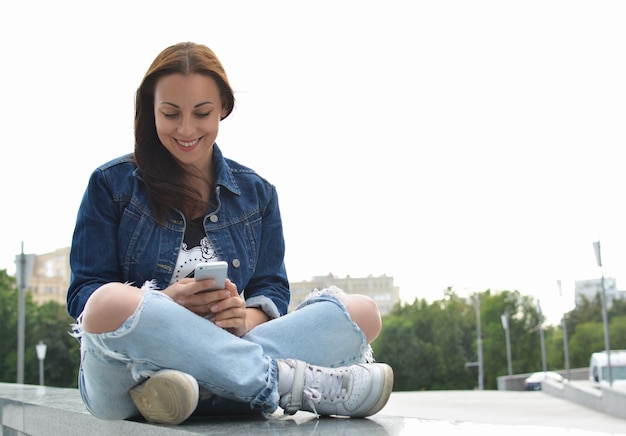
[{"xmin": 177, "ymin": 115, "xmax": 195, "ymax": 136}]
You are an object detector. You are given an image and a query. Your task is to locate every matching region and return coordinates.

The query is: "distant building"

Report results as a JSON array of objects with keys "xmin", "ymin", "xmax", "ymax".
[
  {"xmin": 23, "ymin": 247, "xmax": 402, "ymax": 316},
  {"xmin": 27, "ymin": 247, "xmax": 71, "ymax": 306},
  {"xmin": 288, "ymin": 273, "xmax": 400, "ymax": 315},
  {"xmin": 574, "ymin": 277, "xmax": 626, "ymax": 309}
]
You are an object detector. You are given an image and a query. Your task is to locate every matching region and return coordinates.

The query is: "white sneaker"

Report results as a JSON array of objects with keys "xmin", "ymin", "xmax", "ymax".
[
  {"xmin": 278, "ymin": 359, "xmax": 393, "ymax": 417},
  {"xmin": 129, "ymin": 369, "xmax": 199, "ymax": 425}
]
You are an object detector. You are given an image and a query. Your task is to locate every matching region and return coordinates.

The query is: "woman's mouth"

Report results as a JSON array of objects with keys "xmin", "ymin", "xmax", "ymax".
[{"xmin": 176, "ymin": 138, "xmax": 200, "ymax": 148}]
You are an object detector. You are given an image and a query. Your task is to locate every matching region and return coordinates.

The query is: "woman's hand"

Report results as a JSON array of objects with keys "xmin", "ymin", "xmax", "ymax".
[
  {"xmin": 163, "ymin": 278, "xmax": 253, "ymax": 337},
  {"xmin": 206, "ymin": 278, "xmax": 248, "ymax": 336}
]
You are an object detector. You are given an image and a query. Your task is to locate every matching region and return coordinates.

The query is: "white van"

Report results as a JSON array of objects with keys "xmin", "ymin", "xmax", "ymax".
[{"xmin": 589, "ymin": 350, "xmax": 626, "ymax": 389}]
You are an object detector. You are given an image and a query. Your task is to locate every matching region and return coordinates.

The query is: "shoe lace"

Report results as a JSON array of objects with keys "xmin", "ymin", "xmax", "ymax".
[{"xmin": 302, "ymin": 366, "xmax": 347, "ymax": 417}]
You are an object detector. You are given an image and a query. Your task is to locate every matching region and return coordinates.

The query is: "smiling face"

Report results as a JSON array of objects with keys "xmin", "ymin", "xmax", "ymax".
[{"xmin": 154, "ymin": 73, "xmax": 227, "ymax": 174}]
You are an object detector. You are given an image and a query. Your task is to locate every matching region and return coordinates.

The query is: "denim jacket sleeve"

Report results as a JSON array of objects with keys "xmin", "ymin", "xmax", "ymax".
[
  {"xmin": 66, "ymin": 156, "xmax": 133, "ymax": 320},
  {"xmin": 222, "ymin": 180, "xmax": 290, "ymax": 319}
]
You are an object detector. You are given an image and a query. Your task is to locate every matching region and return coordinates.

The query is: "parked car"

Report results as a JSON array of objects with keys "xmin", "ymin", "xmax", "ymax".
[{"xmin": 524, "ymin": 371, "xmax": 565, "ymax": 391}]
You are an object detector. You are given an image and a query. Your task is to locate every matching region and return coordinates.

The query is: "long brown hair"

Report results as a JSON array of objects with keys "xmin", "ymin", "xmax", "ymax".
[{"xmin": 133, "ymin": 42, "xmax": 235, "ymax": 224}]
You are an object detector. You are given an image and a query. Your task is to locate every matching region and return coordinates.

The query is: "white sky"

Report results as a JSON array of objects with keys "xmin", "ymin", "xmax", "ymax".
[{"xmin": 1, "ymin": 0, "xmax": 625, "ymax": 324}]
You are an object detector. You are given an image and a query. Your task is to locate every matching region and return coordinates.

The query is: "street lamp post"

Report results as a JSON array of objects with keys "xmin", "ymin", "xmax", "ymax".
[
  {"xmin": 35, "ymin": 341, "xmax": 47, "ymax": 386},
  {"xmin": 17, "ymin": 244, "xmax": 26, "ymax": 384},
  {"xmin": 15, "ymin": 242, "xmax": 34, "ymax": 385},
  {"xmin": 501, "ymin": 311, "xmax": 513, "ymax": 375},
  {"xmin": 474, "ymin": 294, "xmax": 484, "ymax": 390},
  {"xmin": 464, "ymin": 294, "xmax": 484, "ymax": 389},
  {"xmin": 562, "ymin": 314, "xmax": 571, "ymax": 380},
  {"xmin": 592, "ymin": 241, "xmax": 612, "ymax": 386},
  {"xmin": 537, "ymin": 299, "xmax": 547, "ymax": 372},
  {"xmin": 556, "ymin": 279, "xmax": 571, "ymax": 380}
]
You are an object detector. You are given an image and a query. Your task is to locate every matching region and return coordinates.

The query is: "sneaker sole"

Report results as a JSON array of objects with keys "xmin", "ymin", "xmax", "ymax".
[
  {"xmin": 353, "ymin": 363, "xmax": 394, "ymax": 417},
  {"xmin": 129, "ymin": 370, "xmax": 199, "ymax": 425}
]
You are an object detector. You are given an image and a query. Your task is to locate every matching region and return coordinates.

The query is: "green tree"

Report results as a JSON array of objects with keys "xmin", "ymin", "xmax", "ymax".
[
  {"xmin": 374, "ymin": 302, "xmax": 433, "ymax": 390},
  {"xmin": 374, "ymin": 299, "xmax": 440, "ymax": 390},
  {"xmin": 430, "ymin": 291, "xmax": 474, "ymax": 389},
  {"xmin": 547, "ymin": 326, "xmax": 563, "ymax": 370},
  {"xmin": 0, "ymin": 270, "xmax": 18, "ymax": 381},
  {"xmin": 0, "ymin": 269, "xmax": 39, "ymax": 383},
  {"xmin": 567, "ymin": 321, "xmax": 604, "ymax": 367},
  {"xmin": 561, "ymin": 293, "xmax": 626, "ymax": 368},
  {"xmin": 609, "ymin": 317, "xmax": 626, "ymax": 349},
  {"xmin": 609, "ymin": 298, "xmax": 626, "ymax": 318},
  {"xmin": 473, "ymin": 290, "xmax": 554, "ymax": 388},
  {"xmin": 0, "ymin": 269, "xmax": 79, "ymax": 387},
  {"xmin": 567, "ymin": 294, "xmax": 602, "ymax": 332},
  {"xmin": 374, "ymin": 287, "xmax": 573, "ymax": 391},
  {"xmin": 28, "ymin": 301, "xmax": 80, "ymax": 387}
]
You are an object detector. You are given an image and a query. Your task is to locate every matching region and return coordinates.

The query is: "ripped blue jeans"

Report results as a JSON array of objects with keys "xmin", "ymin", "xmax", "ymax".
[{"xmin": 74, "ymin": 287, "xmax": 370, "ymax": 420}]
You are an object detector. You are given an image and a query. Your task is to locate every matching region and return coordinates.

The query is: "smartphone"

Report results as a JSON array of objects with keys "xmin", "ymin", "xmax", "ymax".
[{"xmin": 194, "ymin": 261, "xmax": 228, "ymax": 292}]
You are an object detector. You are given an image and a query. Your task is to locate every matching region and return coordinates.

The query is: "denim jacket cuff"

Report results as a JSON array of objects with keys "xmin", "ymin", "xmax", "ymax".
[{"xmin": 245, "ymin": 295, "xmax": 281, "ymax": 319}]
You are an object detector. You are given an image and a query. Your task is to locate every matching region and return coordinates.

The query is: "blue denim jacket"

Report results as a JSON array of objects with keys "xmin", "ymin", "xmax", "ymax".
[{"xmin": 67, "ymin": 144, "xmax": 289, "ymax": 320}]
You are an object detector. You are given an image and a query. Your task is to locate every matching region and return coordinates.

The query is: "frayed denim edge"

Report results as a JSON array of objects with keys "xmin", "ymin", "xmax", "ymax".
[
  {"xmin": 297, "ymin": 285, "xmax": 374, "ymax": 364},
  {"xmin": 68, "ymin": 280, "xmax": 169, "ymax": 382}
]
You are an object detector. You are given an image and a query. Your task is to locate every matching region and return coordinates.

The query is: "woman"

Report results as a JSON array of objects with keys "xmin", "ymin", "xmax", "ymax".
[{"xmin": 67, "ymin": 42, "xmax": 393, "ymax": 425}]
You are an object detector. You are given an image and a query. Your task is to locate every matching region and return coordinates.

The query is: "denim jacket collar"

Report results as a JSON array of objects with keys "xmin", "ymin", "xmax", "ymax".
[{"xmin": 213, "ymin": 144, "xmax": 242, "ymax": 196}]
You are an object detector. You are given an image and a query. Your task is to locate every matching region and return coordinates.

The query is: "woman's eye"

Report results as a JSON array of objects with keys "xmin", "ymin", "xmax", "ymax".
[
  {"xmin": 163, "ymin": 113, "xmax": 179, "ymax": 119},
  {"xmin": 196, "ymin": 112, "xmax": 210, "ymax": 118}
]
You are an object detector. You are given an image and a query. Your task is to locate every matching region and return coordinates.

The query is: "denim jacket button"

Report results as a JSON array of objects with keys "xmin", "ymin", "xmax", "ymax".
[
  {"xmin": 232, "ymin": 259, "xmax": 241, "ymax": 268},
  {"xmin": 209, "ymin": 215, "xmax": 218, "ymax": 223}
]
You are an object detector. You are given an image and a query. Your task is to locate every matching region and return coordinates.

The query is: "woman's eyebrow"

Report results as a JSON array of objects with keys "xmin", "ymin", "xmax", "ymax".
[{"xmin": 158, "ymin": 101, "xmax": 215, "ymax": 108}]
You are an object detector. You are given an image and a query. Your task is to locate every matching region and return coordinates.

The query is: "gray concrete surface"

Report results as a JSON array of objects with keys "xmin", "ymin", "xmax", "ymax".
[
  {"xmin": 542, "ymin": 377, "xmax": 626, "ymax": 420},
  {"xmin": 2, "ymin": 383, "xmax": 625, "ymax": 435},
  {"xmin": 387, "ymin": 390, "xmax": 626, "ymax": 434}
]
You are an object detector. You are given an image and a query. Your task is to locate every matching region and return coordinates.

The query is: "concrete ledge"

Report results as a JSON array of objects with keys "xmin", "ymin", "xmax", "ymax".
[
  {"xmin": 496, "ymin": 368, "xmax": 588, "ymax": 391},
  {"xmin": 0, "ymin": 383, "xmax": 400, "ymax": 436},
  {"xmin": 541, "ymin": 378, "xmax": 626, "ymax": 420},
  {"xmin": 4, "ymin": 382, "xmax": 625, "ymax": 435},
  {"xmin": 0, "ymin": 383, "xmax": 180, "ymax": 436},
  {"xmin": 496, "ymin": 368, "xmax": 626, "ymax": 420}
]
